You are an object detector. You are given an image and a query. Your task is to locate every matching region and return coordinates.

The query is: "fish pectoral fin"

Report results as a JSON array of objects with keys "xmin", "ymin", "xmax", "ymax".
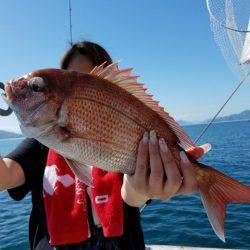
[
  {"xmin": 64, "ymin": 158, "xmax": 93, "ymax": 187},
  {"xmin": 20, "ymin": 123, "xmax": 56, "ymax": 138},
  {"xmin": 199, "ymin": 164, "xmax": 250, "ymax": 242},
  {"xmin": 54, "ymin": 126, "xmax": 72, "ymax": 142}
]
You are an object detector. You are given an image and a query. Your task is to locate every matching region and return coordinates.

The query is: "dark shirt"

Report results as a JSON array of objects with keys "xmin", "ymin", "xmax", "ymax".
[{"xmin": 7, "ymin": 138, "xmax": 145, "ymax": 250}]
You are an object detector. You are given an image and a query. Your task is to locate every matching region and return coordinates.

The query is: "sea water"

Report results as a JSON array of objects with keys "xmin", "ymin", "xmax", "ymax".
[{"xmin": 0, "ymin": 121, "xmax": 250, "ymax": 249}]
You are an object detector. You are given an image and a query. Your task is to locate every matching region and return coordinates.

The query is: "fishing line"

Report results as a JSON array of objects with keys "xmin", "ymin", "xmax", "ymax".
[
  {"xmin": 140, "ymin": 199, "xmax": 152, "ymax": 213},
  {"xmin": 68, "ymin": 0, "xmax": 73, "ymax": 45},
  {"xmin": 140, "ymin": 204, "xmax": 147, "ymax": 213},
  {"xmin": 195, "ymin": 72, "xmax": 250, "ymax": 144}
]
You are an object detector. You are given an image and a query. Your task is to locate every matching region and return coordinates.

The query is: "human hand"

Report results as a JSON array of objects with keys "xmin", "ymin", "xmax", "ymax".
[{"xmin": 121, "ymin": 131, "xmax": 209, "ymax": 207}]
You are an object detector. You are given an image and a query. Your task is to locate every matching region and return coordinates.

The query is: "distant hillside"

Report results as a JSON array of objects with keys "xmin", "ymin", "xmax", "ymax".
[
  {"xmin": 177, "ymin": 120, "xmax": 194, "ymax": 126},
  {"xmin": 0, "ymin": 130, "xmax": 22, "ymax": 139},
  {"xmin": 213, "ymin": 110, "xmax": 250, "ymax": 123},
  {"xmin": 178, "ymin": 110, "xmax": 250, "ymax": 126}
]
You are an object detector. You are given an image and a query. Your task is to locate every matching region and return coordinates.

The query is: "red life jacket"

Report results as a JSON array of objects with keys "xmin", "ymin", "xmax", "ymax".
[{"xmin": 43, "ymin": 149, "xmax": 124, "ymax": 246}]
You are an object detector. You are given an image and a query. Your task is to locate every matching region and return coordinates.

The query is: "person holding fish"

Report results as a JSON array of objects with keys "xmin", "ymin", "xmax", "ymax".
[{"xmin": 0, "ymin": 41, "xmax": 211, "ymax": 249}]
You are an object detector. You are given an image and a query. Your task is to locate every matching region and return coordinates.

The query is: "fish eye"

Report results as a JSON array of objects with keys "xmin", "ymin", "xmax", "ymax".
[{"xmin": 28, "ymin": 77, "xmax": 48, "ymax": 92}]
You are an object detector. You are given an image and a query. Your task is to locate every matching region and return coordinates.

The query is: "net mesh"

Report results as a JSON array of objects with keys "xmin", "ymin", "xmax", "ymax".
[{"xmin": 207, "ymin": 0, "xmax": 250, "ymax": 78}]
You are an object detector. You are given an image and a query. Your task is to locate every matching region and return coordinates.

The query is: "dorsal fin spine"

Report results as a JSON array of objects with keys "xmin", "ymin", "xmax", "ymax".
[{"xmin": 90, "ymin": 62, "xmax": 196, "ymax": 150}]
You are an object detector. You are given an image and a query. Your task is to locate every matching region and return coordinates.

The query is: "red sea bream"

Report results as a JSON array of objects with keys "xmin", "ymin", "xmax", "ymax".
[{"xmin": 2, "ymin": 62, "xmax": 250, "ymax": 241}]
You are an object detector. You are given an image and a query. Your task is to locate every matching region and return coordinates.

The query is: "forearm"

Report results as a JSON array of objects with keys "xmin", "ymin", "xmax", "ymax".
[
  {"xmin": 0, "ymin": 157, "xmax": 25, "ymax": 191},
  {"xmin": 0, "ymin": 157, "xmax": 9, "ymax": 191}
]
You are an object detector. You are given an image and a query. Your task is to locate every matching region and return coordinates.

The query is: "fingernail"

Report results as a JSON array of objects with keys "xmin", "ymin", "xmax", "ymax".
[
  {"xmin": 159, "ymin": 138, "xmax": 168, "ymax": 152},
  {"xmin": 150, "ymin": 130, "xmax": 157, "ymax": 144},
  {"xmin": 142, "ymin": 132, "xmax": 148, "ymax": 143},
  {"xmin": 180, "ymin": 151, "xmax": 189, "ymax": 163}
]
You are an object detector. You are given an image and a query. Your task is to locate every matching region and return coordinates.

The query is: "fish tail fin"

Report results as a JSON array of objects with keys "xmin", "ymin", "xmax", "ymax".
[{"xmin": 198, "ymin": 164, "xmax": 250, "ymax": 242}]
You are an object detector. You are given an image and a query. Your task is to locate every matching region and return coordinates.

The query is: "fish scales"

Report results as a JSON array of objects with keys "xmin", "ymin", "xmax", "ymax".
[
  {"xmin": 3, "ymin": 65, "xmax": 250, "ymax": 241},
  {"xmin": 57, "ymin": 73, "xmax": 182, "ymax": 174}
]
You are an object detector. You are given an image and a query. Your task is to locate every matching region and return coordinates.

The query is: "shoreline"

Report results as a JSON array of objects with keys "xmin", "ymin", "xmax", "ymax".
[{"xmin": 182, "ymin": 119, "xmax": 250, "ymax": 127}]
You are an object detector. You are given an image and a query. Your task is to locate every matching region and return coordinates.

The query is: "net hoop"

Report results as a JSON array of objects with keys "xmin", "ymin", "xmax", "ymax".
[{"xmin": 206, "ymin": 0, "xmax": 250, "ymax": 33}]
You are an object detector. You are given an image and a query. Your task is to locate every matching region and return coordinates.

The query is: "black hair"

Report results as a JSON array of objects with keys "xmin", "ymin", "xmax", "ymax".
[{"xmin": 60, "ymin": 41, "xmax": 113, "ymax": 69}]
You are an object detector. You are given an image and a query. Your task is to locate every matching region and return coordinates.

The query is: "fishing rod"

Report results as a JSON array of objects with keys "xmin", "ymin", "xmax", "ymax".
[{"xmin": 68, "ymin": 0, "xmax": 73, "ymax": 46}]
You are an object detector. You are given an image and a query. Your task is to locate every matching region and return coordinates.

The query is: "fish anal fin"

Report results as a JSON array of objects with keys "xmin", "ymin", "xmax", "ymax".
[{"xmin": 198, "ymin": 164, "xmax": 250, "ymax": 242}]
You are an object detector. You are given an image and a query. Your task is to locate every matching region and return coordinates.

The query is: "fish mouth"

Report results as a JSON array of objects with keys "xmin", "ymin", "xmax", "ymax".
[
  {"xmin": 0, "ymin": 82, "xmax": 13, "ymax": 116},
  {"xmin": 3, "ymin": 83, "xmax": 14, "ymax": 101},
  {"xmin": 0, "ymin": 81, "xmax": 48, "ymax": 125},
  {"xmin": 0, "ymin": 83, "xmax": 8, "ymax": 100},
  {"xmin": 1, "ymin": 92, "xmax": 7, "ymax": 102}
]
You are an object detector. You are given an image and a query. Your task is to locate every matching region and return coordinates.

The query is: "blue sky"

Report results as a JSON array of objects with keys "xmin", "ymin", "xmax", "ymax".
[{"xmin": 0, "ymin": 0, "xmax": 249, "ymax": 132}]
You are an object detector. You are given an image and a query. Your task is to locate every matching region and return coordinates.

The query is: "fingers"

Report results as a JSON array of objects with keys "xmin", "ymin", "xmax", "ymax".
[
  {"xmin": 148, "ymin": 130, "xmax": 164, "ymax": 195},
  {"xmin": 176, "ymin": 151, "xmax": 198, "ymax": 195},
  {"xmin": 131, "ymin": 132, "xmax": 149, "ymax": 193},
  {"xmin": 159, "ymin": 138, "xmax": 182, "ymax": 198},
  {"xmin": 126, "ymin": 130, "xmax": 198, "ymax": 203}
]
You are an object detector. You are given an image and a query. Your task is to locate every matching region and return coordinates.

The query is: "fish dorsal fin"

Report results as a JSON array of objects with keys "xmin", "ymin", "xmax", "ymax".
[{"xmin": 90, "ymin": 63, "xmax": 195, "ymax": 150}]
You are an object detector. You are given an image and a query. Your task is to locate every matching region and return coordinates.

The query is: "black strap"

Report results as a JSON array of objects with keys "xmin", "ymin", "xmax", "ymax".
[{"xmin": 86, "ymin": 194, "xmax": 98, "ymax": 236}]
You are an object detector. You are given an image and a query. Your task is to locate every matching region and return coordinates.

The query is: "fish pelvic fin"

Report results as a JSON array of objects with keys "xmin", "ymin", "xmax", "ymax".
[
  {"xmin": 198, "ymin": 164, "xmax": 250, "ymax": 242},
  {"xmin": 64, "ymin": 158, "xmax": 93, "ymax": 187}
]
